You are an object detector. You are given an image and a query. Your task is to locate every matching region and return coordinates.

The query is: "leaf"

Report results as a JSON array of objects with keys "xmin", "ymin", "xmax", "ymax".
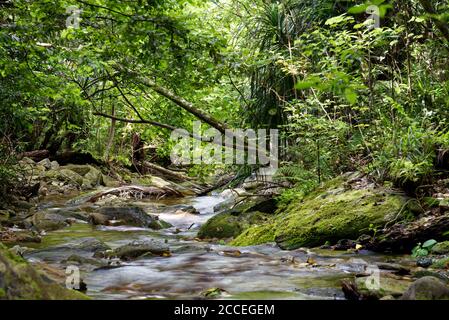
[
  {"xmin": 345, "ymin": 88, "xmax": 358, "ymax": 105},
  {"xmin": 422, "ymin": 239, "xmax": 437, "ymax": 249},
  {"xmin": 348, "ymin": 4, "xmax": 369, "ymax": 15}
]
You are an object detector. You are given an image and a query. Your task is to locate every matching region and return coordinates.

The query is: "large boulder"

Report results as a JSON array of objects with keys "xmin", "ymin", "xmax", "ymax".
[
  {"xmin": 232, "ymin": 173, "xmax": 413, "ymax": 249},
  {"xmin": 44, "ymin": 168, "xmax": 84, "ymax": 186},
  {"xmin": 30, "ymin": 212, "xmax": 71, "ymax": 231},
  {"xmin": 0, "ymin": 243, "xmax": 88, "ymax": 299},
  {"xmin": 401, "ymin": 276, "xmax": 449, "ymax": 300},
  {"xmin": 198, "ymin": 197, "xmax": 274, "ymax": 239},
  {"xmin": 90, "ymin": 206, "xmax": 172, "ymax": 229}
]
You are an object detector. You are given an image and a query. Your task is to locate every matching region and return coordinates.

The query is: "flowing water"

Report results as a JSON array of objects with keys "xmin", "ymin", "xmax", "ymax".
[{"xmin": 20, "ymin": 189, "xmax": 413, "ymax": 300}]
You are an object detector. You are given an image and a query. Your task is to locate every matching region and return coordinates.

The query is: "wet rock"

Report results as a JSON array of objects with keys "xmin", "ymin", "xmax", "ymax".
[
  {"xmin": 27, "ymin": 237, "xmax": 111, "ymax": 264},
  {"xmin": 0, "ymin": 228, "xmax": 41, "ymax": 243},
  {"xmin": 332, "ymin": 239, "xmax": 356, "ymax": 251},
  {"xmin": 106, "ymin": 239, "xmax": 170, "ymax": 260},
  {"xmin": 400, "ymin": 276, "xmax": 449, "ymax": 300},
  {"xmin": 413, "ymin": 270, "xmax": 449, "ymax": 283},
  {"xmin": 101, "ymin": 174, "xmax": 120, "ymax": 188},
  {"xmin": 172, "ymin": 205, "xmax": 200, "ymax": 215},
  {"xmin": 431, "ymin": 241, "xmax": 449, "ymax": 255},
  {"xmin": 355, "ymin": 275, "xmax": 412, "ymax": 299},
  {"xmin": 198, "ymin": 210, "xmax": 270, "ymax": 240},
  {"xmin": 0, "ymin": 243, "xmax": 88, "ymax": 299},
  {"xmin": 44, "ymin": 168, "xmax": 84, "ymax": 186},
  {"xmin": 90, "ymin": 206, "xmax": 172, "ymax": 229},
  {"xmin": 30, "ymin": 211, "xmax": 71, "ymax": 231},
  {"xmin": 416, "ymin": 257, "xmax": 433, "ymax": 268},
  {"xmin": 376, "ymin": 262, "xmax": 410, "ymax": 275}
]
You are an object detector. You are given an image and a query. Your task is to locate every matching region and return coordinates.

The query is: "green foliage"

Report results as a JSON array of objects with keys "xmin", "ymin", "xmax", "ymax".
[{"xmin": 412, "ymin": 239, "xmax": 438, "ymax": 257}]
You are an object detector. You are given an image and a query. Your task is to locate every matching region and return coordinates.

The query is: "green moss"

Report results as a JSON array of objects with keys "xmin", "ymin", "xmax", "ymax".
[
  {"xmin": 0, "ymin": 244, "xmax": 89, "ymax": 300},
  {"xmin": 231, "ymin": 223, "xmax": 276, "ymax": 246},
  {"xmin": 198, "ymin": 209, "xmax": 271, "ymax": 240},
  {"xmin": 431, "ymin": 257, "xmax": 449, "ymax": 269},
  {"xmin": 198, "ymin": 212, "xmax": 245, "ymax": 239},
  {"xmin": 431, "ymin": 241, "xmax": 449, "ymax": 255},
  {"xmin": 230, "ymin": 175, "xmax": 410, "ymax": 249}
]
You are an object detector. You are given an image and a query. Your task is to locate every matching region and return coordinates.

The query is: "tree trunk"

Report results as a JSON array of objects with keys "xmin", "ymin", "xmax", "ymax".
[
  {"xmin": 370, "ymin": 213, "xmax": 449, "ymax": 252},
  {"xmin": 104, "ymin": 105, "xmax": 116, "ymax": 162},
  {"xmin": 115, "ymin": 65, "xmax": 228, "ymax": 134},
  {"xmin": 419, "ymin": 0, "xmax": 449, "ymax": 43}
]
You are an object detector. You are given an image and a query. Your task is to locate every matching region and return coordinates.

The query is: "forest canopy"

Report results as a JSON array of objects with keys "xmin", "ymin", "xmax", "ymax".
[{"xmin": 1, "ymin": 0, "xmax": 449, "ymax": 192}]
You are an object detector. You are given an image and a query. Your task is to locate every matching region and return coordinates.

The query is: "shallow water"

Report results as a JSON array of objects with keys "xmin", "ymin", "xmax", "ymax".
[{"xmin": 21, "ymin": 190, "xmax": 412, "ymax": 300}]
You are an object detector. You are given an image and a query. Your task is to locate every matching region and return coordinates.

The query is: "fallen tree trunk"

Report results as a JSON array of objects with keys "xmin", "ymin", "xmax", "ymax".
[
  {"xmin": 86, "ymin": 185, "xmax": 183, "ymax": 203},
  {"xmin": 142, "ymin": 161, "xmax": 192, "ymax": 182},
  {"xmin": 19, "ymin": 150, "xmax": 50, "ymax": 162},
  {"xmin": 369, "ymin": 213, "xmax": 449, "ymax": 252}
]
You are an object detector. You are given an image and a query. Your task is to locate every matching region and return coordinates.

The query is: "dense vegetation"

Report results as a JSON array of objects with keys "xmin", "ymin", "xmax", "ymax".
[
  {"xmin": 3, "ymin": 0, "xmax": 449, "ymax": 301},
  {"xmin": 1, "ymin": 0, "xmax": 449, "ymax": 196}
]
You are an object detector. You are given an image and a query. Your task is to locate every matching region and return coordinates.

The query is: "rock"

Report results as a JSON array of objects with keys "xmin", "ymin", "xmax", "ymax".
[
  {"xmin": 44, "ymin": 168, "xmax": 84, "ymax": 186},
  {"xmin": 245, "ymin": 198, "xmax": 277, "ymax": 214},
  {"xmin": 101, "ymin": 174, "xmax": 120, "ymax": 188},
  {"xmin": 37, "ymin": 158, "xmax": 52, "ymax": 170},
  {"xmin": 106, "ymin": 239, "xmax": 170, "ymax": 260},
  {"xmin": 416, "ymin": 257, "xmax": 433, "ymax": 268},
  {"xmin": 172, "ymin": 205, "xmax": 199, "ymax": 215},
  {"xmin": 431, "ymin": 257, "xmax": 449, "ymax": 270},
  {"xmin": 401, "ymin": 276, "xmax": 449, "ymax": 300},
  {"xmin": 232, "ymin": 174, "xmax": 411, "ymax": 249},
  {"xmin": 332, "ymin": 239, "xmax": 357, "ymax": 251},
  {"xmin": 0, "ymin": 229, "xmax": 41, "ymax": 243},
  {"xmin": 413, "ymin": 270, "xmax": 449, "ymax": 283},
  {"xmin": 198, "ymin": 209, "xmax": 270, "ymax": 240},
  {"xmin": 0, "ymin": 243, "xmax": 88, "ymax": 299},
  {"xmin": 91, "ymin": 206, "xmax": 171, "ymax": 229},
  {"xmin": 376, "ymin": 262, "xmax": 410, "ymax": 275},
  {"xmin": 30, "ymin": 211, "xmax": 70, "ymax": 231},
  {"xmin": 50, "ymin": 161, "xmax": 60, "ymax": 170},
  {"xmin": 0, "ymin": 210, "xmax": 12, "ymax": 224},
  {"xmin": 431, "ymin": 241, "xmax": 449, "ymax": 255},
  {"xmin": 355, "ymin": 275, "xmax": 412, "ymax": 299},
  {"xmin": 19, "ymin": 157, "xmax": 35, "ymax": 165}
]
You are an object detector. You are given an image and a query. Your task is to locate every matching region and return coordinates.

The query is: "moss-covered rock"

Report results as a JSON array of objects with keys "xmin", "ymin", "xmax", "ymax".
[
  {"xmin": 44, "ymin": 168, "xmax": 84, "ymax": 186},
  {"xmin": 431, "ymin": 257, "xmax": 449, "ymax": 269},
  {"xmin": 232, "ymin": 173, "xmax": 412, "ymax": 249},
  {"xmin": 231, "ymin": 223, "xmax": 276, "ymax": 246},
  {"xmin": 355, "ymin": 275, "xmax": 411, "ymax": 299},
  {"xmin": 198, "ymin": 209, "xmax": 271, "ymax": 240},
  {"xmin": 0, "ymin": 243, "xmax": 88, "ymax": 300},
  {"xmin": 400, "ymin": 276, "xmax": 449, "ymax": 300},
  {"xmin": 431, "ymin": 241, "xmax": 449, "ymax": 255}
]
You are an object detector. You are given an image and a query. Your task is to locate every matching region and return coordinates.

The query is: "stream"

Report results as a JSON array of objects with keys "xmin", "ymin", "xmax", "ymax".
[{"xmin": 19, "ymin": 188, "xmax": 414, "ymax": 300}]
